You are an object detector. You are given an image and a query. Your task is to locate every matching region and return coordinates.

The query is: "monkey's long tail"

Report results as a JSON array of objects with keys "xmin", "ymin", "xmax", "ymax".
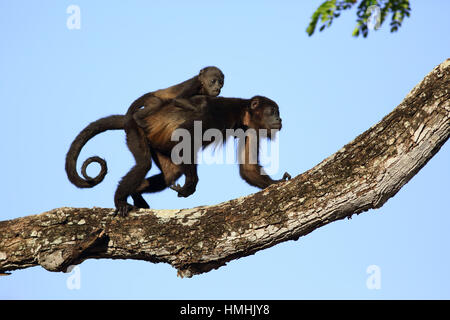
[{"xmin": 65, "ymin": 115, "xmax": 126, "ymax": 188}]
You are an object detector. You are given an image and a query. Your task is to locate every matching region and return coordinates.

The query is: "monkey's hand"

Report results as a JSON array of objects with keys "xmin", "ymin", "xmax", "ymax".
[
  {"xmin": 170, "ymin": 183, "xmax": 196, "ymax": 198},
  {"xmin": 277, "ymin": 172, "xmax": 291, "ymax": 183}
]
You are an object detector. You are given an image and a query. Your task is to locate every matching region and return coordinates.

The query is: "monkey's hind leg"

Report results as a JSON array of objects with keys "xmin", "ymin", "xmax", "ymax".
[
  {"xmin": 131, "ymin": 193, "xmax": 149, "ymax": 209},
  {"xmin": 114, "ymin": 124, "xmax": 152, "ymax": 217},
  {"xmin": 133, "ymin": 96, "xmax": 163, "ymax": 128},
  {"xmin": 135, "ymin": 152, "xmax": 183, "ymax": 196}
]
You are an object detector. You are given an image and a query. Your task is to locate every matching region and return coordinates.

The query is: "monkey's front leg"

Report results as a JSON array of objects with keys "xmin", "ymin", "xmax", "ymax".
[{"xmin": 170, "ymin": 164, "xmax": 199, "ymax": 198}]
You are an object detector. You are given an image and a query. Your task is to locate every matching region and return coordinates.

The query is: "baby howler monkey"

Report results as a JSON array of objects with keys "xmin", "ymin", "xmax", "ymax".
[{"xmin": 129, "ymin": 66, "xmax": 224, "ymax": 128}]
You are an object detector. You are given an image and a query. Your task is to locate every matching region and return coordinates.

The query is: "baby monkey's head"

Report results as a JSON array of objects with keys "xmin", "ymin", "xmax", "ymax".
[{"xmin": 199, "ymin": 66, "xmax": 224, "ymax": 96}]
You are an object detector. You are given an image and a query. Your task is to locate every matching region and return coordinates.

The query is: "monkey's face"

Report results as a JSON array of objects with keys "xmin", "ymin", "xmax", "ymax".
[
  {"xmin": 261, "ymin": 103, "xmax": 282, "ymax": 131},
  {"xmin": 199, "ymin": 67, "xmax": 224, "ymax": 96},
  {"xmin": 247, "ymin": 96, "xmax": 282, "ymax": 137}
]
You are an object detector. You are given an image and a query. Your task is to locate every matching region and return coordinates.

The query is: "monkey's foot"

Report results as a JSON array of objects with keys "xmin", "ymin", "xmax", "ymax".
[
  {"xmin": 114, "ymin": 203, "xmax": 136, "ymax": 217},
  {"xmin": 133, "ymin": 110, "xmax": 153, "ymax": 128},
  {"xmin": 131, "ymin": 194, "xmax": 150, "ymax": 209},
  {"xmin": 170, "ymin": 183, "xmax": 195, "ymax": 198}
]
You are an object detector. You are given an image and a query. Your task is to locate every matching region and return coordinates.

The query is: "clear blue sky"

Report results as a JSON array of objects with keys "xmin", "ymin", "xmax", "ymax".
[{"xmin": 1, "ymin": 1, "xmax": 449, "ymax": 299}]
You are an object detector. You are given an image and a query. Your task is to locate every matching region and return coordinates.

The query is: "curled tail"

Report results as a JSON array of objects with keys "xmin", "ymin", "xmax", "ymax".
[{"xmin": 65, "ymin": 115, "xmax": 126, "ymax": 188}]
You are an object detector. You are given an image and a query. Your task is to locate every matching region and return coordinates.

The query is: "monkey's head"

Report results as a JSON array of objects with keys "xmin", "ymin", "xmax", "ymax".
[
  {"xmin": 243, "ymin": 96, "xmax": 282, "ymax": 139},
  {"xmin": 199, "ymin": 66, "xmax": 224, "ymax": 97}
]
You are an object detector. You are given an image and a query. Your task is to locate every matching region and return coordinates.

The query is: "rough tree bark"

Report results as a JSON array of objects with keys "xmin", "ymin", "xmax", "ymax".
[{"xmin": 1, "ymin": 59, "xmax": 449, "ymax": 278}]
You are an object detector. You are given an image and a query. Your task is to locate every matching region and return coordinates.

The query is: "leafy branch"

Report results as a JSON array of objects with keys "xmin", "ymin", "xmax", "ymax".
[{"xmin": 306, "ymin": 0, "xmax": 411, "ymax": 38}]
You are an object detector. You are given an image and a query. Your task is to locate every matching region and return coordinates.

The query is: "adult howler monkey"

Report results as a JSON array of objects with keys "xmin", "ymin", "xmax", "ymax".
[
  {"xmin": 129, "ymin": 66, "xmax": 224, "ymax": 127},
  {"xmin": 66, "ymin": 95, "xmax": 290, "ymax": 216}
]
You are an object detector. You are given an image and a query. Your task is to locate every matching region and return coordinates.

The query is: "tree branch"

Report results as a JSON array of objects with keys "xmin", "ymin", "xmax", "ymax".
[{"xmin": 1, "ymin": 59, "xmax": 449, "ymax": 278}]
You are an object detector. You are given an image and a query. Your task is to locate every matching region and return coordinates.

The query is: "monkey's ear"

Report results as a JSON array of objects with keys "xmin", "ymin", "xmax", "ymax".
[
  {"xmin": 250, "ymin": 97, "xmax": 260, "ymax": 110},
  {"xmin": 243, "ymin": 111, "xmax": 251, "ymax": 126}
]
